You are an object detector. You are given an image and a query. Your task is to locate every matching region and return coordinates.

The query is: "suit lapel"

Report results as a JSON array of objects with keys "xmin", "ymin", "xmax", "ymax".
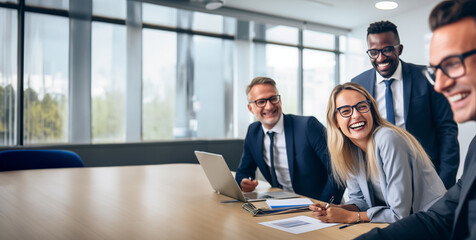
[
  {"xmin": 283, "ymin": 115, "xmax": 295, "ymax": 183},
  {"xmin": 366, "ymin": 71, "xmax": 377, "ymax": 96},
  {"xmin": 451, "ymin": 154, "xmax": 476, "ymax": 235},
  {"xmin": 401, "ymin": 61, "xmax": 412, "ymax": 123}
]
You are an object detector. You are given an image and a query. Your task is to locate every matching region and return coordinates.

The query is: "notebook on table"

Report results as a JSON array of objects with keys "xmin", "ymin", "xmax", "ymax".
[
  {"xmin": 241, "ymin": 201, "xmax": 310, "ymax": 216},
  {"xmin": 194, "ymin": 151, "xmax": 299, "ymax": 202}
]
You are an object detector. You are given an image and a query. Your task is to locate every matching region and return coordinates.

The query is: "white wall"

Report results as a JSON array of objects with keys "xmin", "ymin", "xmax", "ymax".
[{"xmin": 348, "ymin": 3, "xmax": 476, "ymax": 179}]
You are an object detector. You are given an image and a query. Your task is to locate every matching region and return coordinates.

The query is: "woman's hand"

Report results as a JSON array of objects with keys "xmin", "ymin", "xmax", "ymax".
[
  {"xmin": 309, "ymin": 202, "xmax": 341, "ymax": 216},
  {"xmin": 313, "ymin": 206, "xmax": 359, "ymax": 223},
  {"xmin": 309, "ymin": 202, "xmax": 327, "ymax": 216}
]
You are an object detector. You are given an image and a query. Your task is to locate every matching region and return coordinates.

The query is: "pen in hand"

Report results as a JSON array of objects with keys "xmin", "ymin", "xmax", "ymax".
[{"xmin": 325, "ymin": 195, "xmax": 334, "ymax": 209}]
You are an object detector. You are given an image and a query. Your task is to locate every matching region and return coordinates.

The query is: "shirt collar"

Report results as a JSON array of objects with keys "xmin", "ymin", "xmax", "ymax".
[
  {"xmin": 262, "ymin": 113, "xmax": 284, "ymax": 135},
  {"xmin": 376, "ymin": 59, "xmax": 403, "ymax": 83}
]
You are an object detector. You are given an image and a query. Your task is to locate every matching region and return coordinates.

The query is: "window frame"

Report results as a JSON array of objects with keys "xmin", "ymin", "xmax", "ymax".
[{"xmin": 0, "ymin": 0, "xmax": 348, "ymax": 146}]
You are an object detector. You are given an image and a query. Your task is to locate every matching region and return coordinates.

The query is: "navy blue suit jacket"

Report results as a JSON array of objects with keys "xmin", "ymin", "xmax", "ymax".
[
  {"xmin": 351, "ymin": 60, "xmax": 459, "ymax": 188},
  {"xmin": 235, "ymin": 114, "xmax": 344, "ymax": 203},
  {"xmin": 356, "ymin": 136, "xmax": 476, "ymax": 240}
]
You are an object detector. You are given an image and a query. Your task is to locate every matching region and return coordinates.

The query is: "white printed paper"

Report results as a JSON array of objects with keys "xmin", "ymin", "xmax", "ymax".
[{"xmin": 259, "ymin": 216, "xmax": 338, "ymax": 234}]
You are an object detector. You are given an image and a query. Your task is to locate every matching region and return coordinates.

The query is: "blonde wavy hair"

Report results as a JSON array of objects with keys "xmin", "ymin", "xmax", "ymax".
[{"xmin": 326, "ymin": 82, "xmax": 434, "ymax": 186}]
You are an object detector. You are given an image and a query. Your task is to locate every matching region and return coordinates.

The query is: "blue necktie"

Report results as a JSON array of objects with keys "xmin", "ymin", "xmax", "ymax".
[
  {"xmin": 266, "ymin": 131, "xmax": 280, "ymax": 188},
  {"xmin": 384, "ymin": 79, "xmax": 395, "ymax": 124}
]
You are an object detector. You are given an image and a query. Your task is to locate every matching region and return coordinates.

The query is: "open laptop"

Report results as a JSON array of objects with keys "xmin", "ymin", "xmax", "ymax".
[{"xmin": 194, "ymin": 151, "xmax": 299, "ymax": 202}]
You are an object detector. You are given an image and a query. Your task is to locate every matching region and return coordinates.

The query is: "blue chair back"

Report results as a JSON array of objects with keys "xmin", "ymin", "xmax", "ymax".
[{"xmin": 0, "ymin": 150, "xmax": 84, "ymax": 171}]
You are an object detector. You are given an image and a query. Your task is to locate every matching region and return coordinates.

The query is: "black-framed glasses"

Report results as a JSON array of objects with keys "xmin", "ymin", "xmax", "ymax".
[
  {"xmin": 423, "ymin": 48, "xmax": 476, "ymax": 85},
  {"xmin": 336, "ymin": 100, "xmax": 371, "ymax": 118},
  {"xmin": 366, "ymin": 45, "xmax": 400, "ymax": 59},
  {"xmin": 249, "ymin": 95, "xmax": 281, "ymax": 108}
]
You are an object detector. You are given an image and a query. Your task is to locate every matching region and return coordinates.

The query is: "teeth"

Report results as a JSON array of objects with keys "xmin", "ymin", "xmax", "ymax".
[
  {"xmin": 378, "ymin": 62, "xmax": 389, "ymax": 67},
  {"xmin": 350, "ymin": 122, "xmax": 365, "ymax": 129},
  {"xmin": 264, "ymin": 109, "xmax": 276, "ymax": 116},
  {"xmin": 448, "ymin": 93, "xmax": 468, "ymax": 102}
]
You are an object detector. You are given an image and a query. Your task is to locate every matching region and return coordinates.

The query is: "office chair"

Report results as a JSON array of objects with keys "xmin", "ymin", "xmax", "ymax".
[{"xmin": 0, "ymin": 149, "xmax": 84, "ymax": 171}]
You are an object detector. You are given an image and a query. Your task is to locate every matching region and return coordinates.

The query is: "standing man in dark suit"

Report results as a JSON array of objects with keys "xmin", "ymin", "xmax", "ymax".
[
  {"xmin": 352, "ymin": 20, "xmax": 459, "ymax": 189},
  {"xmin": 235, "ymin": 77, "xmax": 343, "ymax": 202},
  {"xmin": 356, "ymin": 0, "xmax": 476, "ymax": 239}
]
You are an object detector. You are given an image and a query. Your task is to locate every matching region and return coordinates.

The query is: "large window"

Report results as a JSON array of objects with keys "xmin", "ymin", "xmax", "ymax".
[
  {"xmin": 0, "ymin": 8, "xmax": 17, "ymax": 146},
  {"xmin": 143, "ymin": 4, "xmax": 177, "ymax": 27},
  {"xmin": 259, "ymin": 25, "xmax": 298, "ymax": 45},
  {"xmin": 91, "ymin": 22, "xmax": 126, "ymax": 143},
  {"xmin": 93, "ymin": 0, "xmax": 126, "ymax": 19},
  {"xmin": 340, "ymin": 35, "xmax": 368, "ymax": 83},
  {"xmin": 24, "ymin": 13, "xmax": 69, "ymax": 144},
  {"xmin": 26, "ymin": 0, "xmax": 68, "ymax": 10},
  {"xmin": 192, "ymin": 12, "xmax": 225, "ymax": 34},
  {"xmin": 142, "ymin": 29, "xmax": 177, "ymax": 141},
  {"xmin": 303, "ymin": 50, "xmax": 336, "ymax": 123},
  {"xmin": 303, "ymin": 30, "xmax": 335, "ymax": 50},
  {"xmin": 253, "ymin": 23, "xmax": 300, "ymax": 115},
  {"xmin": 302, "ymin": 29, "xmax": 339, "ymax": 123},
  {"xmin": 0, "ymin": 1, "xmax": 351, "ymax": 146},
  {"xmin": 193, "ymin": 36, "xmax": 234, "ymax": 138},
  {"xmin": 254, "ymin": 44, "xmax": 299, "ymax": 115}
]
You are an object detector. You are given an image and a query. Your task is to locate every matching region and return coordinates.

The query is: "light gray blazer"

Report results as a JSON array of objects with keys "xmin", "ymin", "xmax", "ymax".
[{"xmin": 345, "ymin": 127, "xmax": 447, "ymax": 223}]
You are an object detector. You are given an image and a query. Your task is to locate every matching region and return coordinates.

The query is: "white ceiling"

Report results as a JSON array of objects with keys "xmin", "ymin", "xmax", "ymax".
[{"xmin": 224, "ymin": 0, "xmax": 439, "ymax": 30}]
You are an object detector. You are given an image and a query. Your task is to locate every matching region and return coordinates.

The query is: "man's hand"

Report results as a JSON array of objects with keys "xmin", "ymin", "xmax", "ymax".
[{"xmin": 240, "ymin": 178, "xmax": 258, "ymax": 192}]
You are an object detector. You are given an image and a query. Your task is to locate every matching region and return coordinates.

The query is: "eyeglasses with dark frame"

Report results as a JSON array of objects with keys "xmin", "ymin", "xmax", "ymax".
[
  {"xmin": 366, "ymin": 45, "xmax": 400, "ymax": 59},
  {"xmin": 336, "ymin": 100, "xmax": 372, "ymax": 118},
  {"xmin": 423, "ymin": 48, "xmax": 476, "ymax": 85},
  {"xmin": 249, "ymin": 95, "xmax": 281, "ymax": 108}
]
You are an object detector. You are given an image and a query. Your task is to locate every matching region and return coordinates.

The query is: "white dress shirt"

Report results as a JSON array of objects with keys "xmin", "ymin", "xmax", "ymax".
[
  {"xmin": 262, "ymin": 114, "xmax": 293, "ymax": 192},
  {"xmin": 374, "ymin": 60, "xmax": 405, "ymax": 128}
]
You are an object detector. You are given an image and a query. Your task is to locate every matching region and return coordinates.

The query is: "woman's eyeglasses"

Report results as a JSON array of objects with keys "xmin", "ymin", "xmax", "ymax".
[{"xmin": 336, "ymin": 100, "xmax": 371, "ymax": 118}]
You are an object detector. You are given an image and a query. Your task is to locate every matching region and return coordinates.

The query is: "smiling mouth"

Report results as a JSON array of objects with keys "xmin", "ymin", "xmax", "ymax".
[
  {"xmin": 349, "ymin": 122, "xmax": 366, "ymax": 130},
  {"xmin": 448, "ymin": 92, "xmax": 469, "ymax": 102},
  {"xmin": 377, "ymin": 62, "xmax": 390, "ymax": 68},
  {"xmin": 263, "ymin": 108, "xmax": 278, "ymax": 116}
]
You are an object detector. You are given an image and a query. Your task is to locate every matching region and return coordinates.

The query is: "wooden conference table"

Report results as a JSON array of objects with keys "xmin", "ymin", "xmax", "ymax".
[{"xmin": 0, "ymin": 164, "xmax": 387, "ymax": 239}]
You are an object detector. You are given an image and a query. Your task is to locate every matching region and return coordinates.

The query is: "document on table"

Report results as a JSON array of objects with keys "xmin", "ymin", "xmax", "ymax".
[
  {"xmin": 265, "ymin": 198, "xmax": 313, "ymax": 209},
  {"xmin": 259, "ymin": 216, "xmax": 338, "ymax": 234}
]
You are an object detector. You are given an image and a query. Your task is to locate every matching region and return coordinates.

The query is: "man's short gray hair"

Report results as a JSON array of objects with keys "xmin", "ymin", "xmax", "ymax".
[{"xmin": 245, "ymin": 77, "xmax": 277, "ymax": 100}]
